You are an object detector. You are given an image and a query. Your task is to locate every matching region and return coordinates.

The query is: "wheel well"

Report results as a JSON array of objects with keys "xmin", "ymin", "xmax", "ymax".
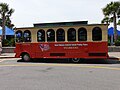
[{"xmin": 20, "ymin": 52, "xmax": 30, "ymax": 57}]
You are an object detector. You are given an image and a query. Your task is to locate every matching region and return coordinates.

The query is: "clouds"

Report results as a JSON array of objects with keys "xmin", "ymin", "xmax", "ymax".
[{"xmin": 0, "ymin": 0, "xmax": 119, "ymax": 27}]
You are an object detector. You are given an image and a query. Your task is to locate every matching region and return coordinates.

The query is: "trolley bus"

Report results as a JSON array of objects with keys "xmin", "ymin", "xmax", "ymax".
[{"xmin": 14, "ymin": 21, "xmax": 109, "ymax": 62}]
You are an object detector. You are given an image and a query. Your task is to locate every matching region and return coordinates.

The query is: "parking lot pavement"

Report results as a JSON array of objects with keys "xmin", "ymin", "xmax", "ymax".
[{"xmin": 0, "ymin": 58, "xmax": 119, "ymax": 90}]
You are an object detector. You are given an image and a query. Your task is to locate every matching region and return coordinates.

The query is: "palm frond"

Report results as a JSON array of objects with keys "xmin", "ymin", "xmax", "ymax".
[
  {"xmin": 7, "ymin": 8, "xmax": 14, "ymax": 16},
  {"xmin": 0, "ymin": 3, "xmax": 9, "ymax": 13}
]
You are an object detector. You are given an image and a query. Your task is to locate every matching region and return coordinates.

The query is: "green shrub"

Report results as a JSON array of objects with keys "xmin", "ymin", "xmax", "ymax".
[
  {"xmin": 115, "ymin": 36, "xmax": 120, "ymax": 46},
  {"xmin": 115, "ymin": 40, "xmax": 120, "ymax": 46},
  {"xmin": 2, "ymin": 39, "xmax": 15, "ymax": 47},
  {"xmin": 108, "ymin": 39, "xmax": 111, "ymax": 46},
  {"xmin": 10, "ymin": 38, "xmax": 15, "ymax": 46},
  {"xmin": 2, "ymin": 39, "xmax": 9, "ymax": 47}
]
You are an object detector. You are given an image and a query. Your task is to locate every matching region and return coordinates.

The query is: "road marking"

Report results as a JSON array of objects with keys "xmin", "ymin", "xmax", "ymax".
[{"xmin": 0, "ymin": 63, "xmax": 120, "ymax": 71}]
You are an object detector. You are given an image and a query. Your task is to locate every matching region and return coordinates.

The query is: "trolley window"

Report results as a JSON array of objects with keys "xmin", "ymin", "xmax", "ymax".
[
  {"xmin": 92, "ymin": 27, "xmax": 102, "ymax": 41},
  {"xmin": 78, "ymin": 28, "xmax": 87, "ymax": 41},
  {"xmin": 23, "ymin": 30, "xmax": 31, "ymax": 42},
  {"xmin": 67, "ymin": 28, "xmax": 76, "ymax": 41},
  {"xmin": 47, "ymin": 29, "xmax": 55, "ymax": 42},
  {"xmin": 16, "ymin": 30, "xmax": 23, "ymax": 42},
  {"xmin": 56, "ymin": 28, "xmax": 65, "ymax": 41},
  {"xmin": 37, "ymin": 29, "xmax": 45, "ymax": 42}
]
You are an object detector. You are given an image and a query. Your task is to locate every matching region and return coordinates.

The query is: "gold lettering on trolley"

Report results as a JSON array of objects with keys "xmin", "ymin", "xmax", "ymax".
[{"xmin": 64, "ymin": 47, "xmax": 79, "ymax": 49}]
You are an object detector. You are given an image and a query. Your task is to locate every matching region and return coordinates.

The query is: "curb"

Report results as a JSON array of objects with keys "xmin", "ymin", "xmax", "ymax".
[{"xmin": 0, "ymin": 57, "xmax": 15, "ymax": 59}]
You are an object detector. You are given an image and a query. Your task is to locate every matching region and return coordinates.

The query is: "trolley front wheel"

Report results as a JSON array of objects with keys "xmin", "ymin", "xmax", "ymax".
[{"xmin": 22, "ymin": 53, "xmax": 31, "ymax": 62}]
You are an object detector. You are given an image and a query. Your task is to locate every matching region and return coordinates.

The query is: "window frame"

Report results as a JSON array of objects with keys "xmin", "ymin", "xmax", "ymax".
[
  {"xmin": 23, "ymin": 30, "xmax": 31, "ymax": 42},
  {"xmin": 47, "ymin": 29, "xmax": 55, "ymax": 42},
  {"xmin": 92, "ymin": 27, "xmax": 102, "ymax": 41},
  {"xmin": 67, "ymin": 28, "xmax": 76, "ymax": 41},
  {"xmin": 37, "ymin": 29, "xmax": 45, "ymax": 42},
  {"xmin": 56, "ymin": 28, "xmax": 65, "ymax": 42},
  {"xmin": 15, "ymin": 30, "xmax": 23, "ymax": 43},
  {"xmin": 78, "ymin": 28, "xmax": 87, "ymax": 41}
]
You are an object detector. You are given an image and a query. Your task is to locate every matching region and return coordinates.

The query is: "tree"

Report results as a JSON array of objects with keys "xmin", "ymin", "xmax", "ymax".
[
  {"xmin": 118, "ymin": 20, "xmax": 120, "ymax": 25},
  {"xmin": 0, "ymin": 15, "xmax": 14, "ymax": 29},
  {"xmin": 0, "ymin": 3, "xmax": 14, "ymax": 40},
  {"xmin": 101, "ymin": 16, "xmax": 113, "ymax": 24},
  {"xmin": 5, "ymin": 15, "xmax": 14, "ymax": 29},
  {"xmin": 102, "ymin": 1, "xmax": 120, "ymax": 41}
]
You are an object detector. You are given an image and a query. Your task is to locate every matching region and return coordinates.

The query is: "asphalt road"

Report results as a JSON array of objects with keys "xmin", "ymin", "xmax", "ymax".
[{"xmin": 0, "ymin": 58, "xmax": 120, "ymax": 90}]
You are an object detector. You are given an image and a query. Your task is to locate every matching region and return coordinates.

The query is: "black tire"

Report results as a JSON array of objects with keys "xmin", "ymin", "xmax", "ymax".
[
  {"xmin": 71, "ymin": 58, "xmax": 80, "ymax": 63},
  {"xmin": 22, "ymin": 53, "xmax": 31, "ymax": 62}
]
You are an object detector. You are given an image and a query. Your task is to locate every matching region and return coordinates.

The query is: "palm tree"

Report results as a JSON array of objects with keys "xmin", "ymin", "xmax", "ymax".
[
  {"xmin": 101, "ymin": 16, "xmax": 113, "ymax": 24},
  {"xmin": 0, "ymin": 3, "xmax": 14, "ymax": 40},
  {"xmin": 102, "ymin": 1, "xmax": 120, "ymax": 41},
  {"xmin": 6, "ymin": 15, "xmax": 15, "ymax": 29},
  {"xmin": 118, "ymin": 20, "xmax": 120, "ymax": 25}
]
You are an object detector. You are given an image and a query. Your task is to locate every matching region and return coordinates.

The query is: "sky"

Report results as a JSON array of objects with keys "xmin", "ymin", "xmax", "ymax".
[{"xmin": 0, "ymin": 0, "xmax": 119, "ymax": 28}]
